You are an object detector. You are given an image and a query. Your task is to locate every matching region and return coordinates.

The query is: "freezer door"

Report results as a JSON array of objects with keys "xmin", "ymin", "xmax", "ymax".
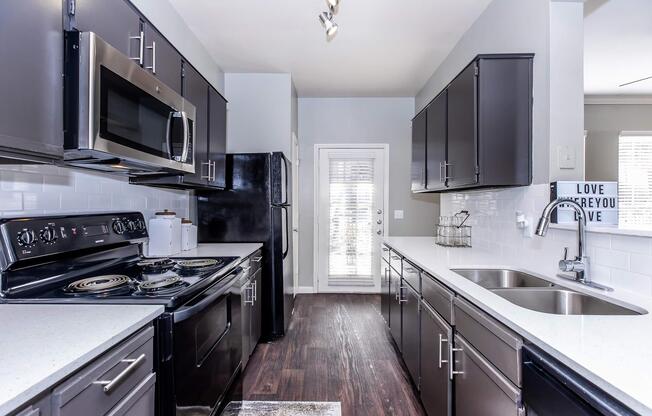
[{"xmin": 271, "ymin": 152, "xmax": 290, "ymax": 206}]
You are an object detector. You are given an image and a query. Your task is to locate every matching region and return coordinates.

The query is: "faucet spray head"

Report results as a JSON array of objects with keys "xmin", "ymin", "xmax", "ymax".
[{"xmin": 535, "ymin": 216, "xmax": 550, "ymax": 236}]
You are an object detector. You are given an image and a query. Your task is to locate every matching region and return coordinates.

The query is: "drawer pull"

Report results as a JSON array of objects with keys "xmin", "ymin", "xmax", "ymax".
[
  {"xmin": 94, "ymin": 353, "xmax": 147, "ymax": 394},
  {"xmin": 438, "ymin": 333, "xmax": 449, "ymax": 369},
  {"xmin": 252, "ymin": 256, "xmax": 262, "ymax": 262},
  {"xmin": 449, "ymin": 346, "xmax": 464, "ymax": 380},
  {"xmin": 404, "ymin": 267, "xmax": 417, "ymax": 273},
  {"xmin": 390, "ymin": 255, "xmax": 401, "ymax": 260}
]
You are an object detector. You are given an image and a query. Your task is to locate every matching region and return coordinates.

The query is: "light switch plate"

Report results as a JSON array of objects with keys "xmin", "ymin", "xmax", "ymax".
[
  {"xmin": 394, "ymin": 210, "xmax": 404, "ymax": 220},
  {"xmin": 558, "ymin": 145, "xmax": 576, "ymax": 169}
]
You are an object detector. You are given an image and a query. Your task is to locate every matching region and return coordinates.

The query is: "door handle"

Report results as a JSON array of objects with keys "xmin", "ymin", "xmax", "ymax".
[
  {"xmin": 129, "ymin": 30, "xmax": 144, "ymax": 65},
  {"xmin": 146, "ymin": 40, "xmax": 156, "ymax": 74},
  {"xmin": 376, "ymin": 230, "xmax": 382, "ymax": 235},
  {"xmin": 438, "ymin": 333, "xmax": 449, "ymax": 369}
]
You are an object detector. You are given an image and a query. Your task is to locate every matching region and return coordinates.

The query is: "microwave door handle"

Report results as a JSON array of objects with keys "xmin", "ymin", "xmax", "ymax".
[
  {"xmin": 166, "ymin": 112, "xmax": 175, "ymax": 159},
  {"xmin": 180, "ymin": 111, "xmax": 190, "ymax": 163}
]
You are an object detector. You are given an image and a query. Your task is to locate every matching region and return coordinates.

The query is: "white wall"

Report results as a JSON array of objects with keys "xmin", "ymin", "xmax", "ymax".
[
  {"xmin": 442, "ymin": 184, "xmax": 652, "ymax": 296},
  {"xmin": 298, "ymin": 97, "xmax": 440, "ymax": 289},
  {"xmin": 225, "ymin": 73, "xmax": 293, "ymax": 158},
  {"xmin": 128, "ymin": 0, "xmax": 225, "ymax": 93},
  {"xmin": 415, "ymin": 0, "xmax": 551, "ymax": 184},
  {"xmin": 0, "ymin": 165, "xmax": 189, "ymax": 219}
]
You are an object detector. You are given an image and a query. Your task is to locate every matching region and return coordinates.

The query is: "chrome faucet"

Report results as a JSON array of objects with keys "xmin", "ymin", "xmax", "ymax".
[{"xmin": 535, "ymin": 198, "xmax": 612, "ymax": 291}]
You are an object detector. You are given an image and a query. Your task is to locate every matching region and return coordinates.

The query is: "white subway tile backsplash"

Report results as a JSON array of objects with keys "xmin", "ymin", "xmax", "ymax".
[
  {"xmin": 0, "ymin": 165, "xmax": 190, "ymax": 221},
  {"xmin": 441, "ymin": 183, "xmax": 652, "ymax": 297}
]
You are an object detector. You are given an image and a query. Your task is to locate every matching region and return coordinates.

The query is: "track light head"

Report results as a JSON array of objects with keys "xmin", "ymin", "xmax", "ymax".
[
  {"xmin": 318, "ymin": 11, "xmax": 339, "ymax": 41},
  {"xmin": 326, "ymin": 0, "xmax": 340, "ymax": 15}
]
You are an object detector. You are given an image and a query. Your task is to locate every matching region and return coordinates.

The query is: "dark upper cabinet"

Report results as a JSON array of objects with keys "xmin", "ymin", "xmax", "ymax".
[
  {"xmin": 411, "ymin": 54, "xmax": 533, "ymax": 193},
  {"xmin": 411, "ymin": 110, "xmax": 427, "ymax": 192},
  {"xmin": 143, "ymin": 25, "xmax": 182, "ymax": 94},
  {"xmin": 447, "ymin": 62, "xmax": 478, "ymax": 188},
  {"xmin": 426, "ymin": 91, "xmax": 447, "ymax": 190},
  {"xmin": 208, "ymin": 87, "xmax": 227, "ymax": 189},
  {"xmin": 182, "ymin": 63, "xmax": 210, "ymax": 186},
  {"xmin": 0, "ymin": 0, "xmax": 63, "ymax": 162},
  {"xmin": 72, "ymin": 0, "xmax": 142, "ymax": 60}
]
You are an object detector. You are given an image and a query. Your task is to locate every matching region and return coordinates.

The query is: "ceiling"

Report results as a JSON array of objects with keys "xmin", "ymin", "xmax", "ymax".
[
  {"xmin": 584, "ymin": 0, "xmax": 652, "ymax": 95},
  {"xmin": 168, "ymin": 0, "xmax": 492, "ymax": 97}
]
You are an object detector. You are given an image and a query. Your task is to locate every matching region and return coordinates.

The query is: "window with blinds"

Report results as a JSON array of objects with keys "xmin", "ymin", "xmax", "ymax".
[
  {"xmin": 328, "ymin": 158, "xmax": 375, "ymax": 286},
  {"xmin": 619, "ymin": 134, "xmax": 652, "ymax": 229}
]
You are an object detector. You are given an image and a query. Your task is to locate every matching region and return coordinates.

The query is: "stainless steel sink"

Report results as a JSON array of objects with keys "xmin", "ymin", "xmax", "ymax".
[
  {"xmin": 490, "ymin": 288, "xmax": 644, "ymax": 316},
  {"xmin": 452, "ymin": 268, "xmax": 555, "ymax": 289}
]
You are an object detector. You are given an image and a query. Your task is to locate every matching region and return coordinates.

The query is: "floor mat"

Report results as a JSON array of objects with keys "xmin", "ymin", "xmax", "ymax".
[{"xmin": 221, "ymin": 401, "xmax": 342, "ymax": 416}]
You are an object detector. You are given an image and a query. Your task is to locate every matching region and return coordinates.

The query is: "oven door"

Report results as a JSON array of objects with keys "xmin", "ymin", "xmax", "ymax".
[
  {"xmin": 171, "ymin": 268, "xmax": 243, "ymax": 415},
  {"xmin": 75, "ymin": 32, "xmax": 195, "ymax": 174}
]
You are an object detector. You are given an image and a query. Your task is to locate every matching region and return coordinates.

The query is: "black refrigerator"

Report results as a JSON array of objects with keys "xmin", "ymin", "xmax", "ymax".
[{"xmin": 197, "ymin": 152, "xmax": 294, "ymax": 339}]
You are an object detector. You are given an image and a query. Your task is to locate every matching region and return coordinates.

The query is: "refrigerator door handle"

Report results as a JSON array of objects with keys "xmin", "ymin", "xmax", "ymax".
[
  {"xmin": 282, "ymin": 205, "xmax": 290, "ymax": 259},
  {"xmin": 282, "ymin": 154, "xmax": 289, "ymax": 205}
]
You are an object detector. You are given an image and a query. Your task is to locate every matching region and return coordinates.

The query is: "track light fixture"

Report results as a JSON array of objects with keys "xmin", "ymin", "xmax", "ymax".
[{"xmin": 318, "ymin": 0, "xmax": 340, "ymax": 41}]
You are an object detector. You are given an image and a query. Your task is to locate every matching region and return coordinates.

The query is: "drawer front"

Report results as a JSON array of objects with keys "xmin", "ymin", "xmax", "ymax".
[
  {"xmin": 52, "ymin": 327, "xmax": 155, "ymax": 416},
  {"xmin": 250, "ymin": 250, "xmax": 263, "ymax": 273},
  {"xmin": 454, "ymin": 297, "xmax": 522, "ymax": 386},
  {"xmin": 422, "ymin": 272, "xmax": 454, "ymax": 325},
  {"xmin": 454, "ymin": 335, "xmax": 522, "ymax": 416},
  {"xmin": 106, "ymin": 373, "xmax": 156, "ymax": 416},
  {"xmin": 389, "ymin": 251, "xmax": 402, "ymax": 274},
  {"xmin": 381, "ymin": 244, "xmax": 390, "ymax": 263},
  {"xmin": 402, "ymin": 260, "xmax": 420, "ymax": 292}
]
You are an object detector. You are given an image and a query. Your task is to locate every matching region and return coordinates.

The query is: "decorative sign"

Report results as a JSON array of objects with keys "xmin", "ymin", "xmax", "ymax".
[{"xmin": 550, "ymin": 181, "xmax": 618, "ymax": 226}]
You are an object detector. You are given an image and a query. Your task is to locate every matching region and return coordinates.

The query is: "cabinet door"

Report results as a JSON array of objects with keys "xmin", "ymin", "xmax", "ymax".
[
  {"xmin": 426, "ymin": 91, "xmax": 447, "ymax": 190},
  {"xmin": 389, "ymin": 267, "xmax": 402, "ymax": 351},
  {"xmin": 240, "ymin": 279, "xmax": 251, "ymax": 367},
  {"xmin": 402, "ymin": 283, "xmax": 420, "ymax": 387},
  {"xmin": 0, "ymin": 0, "xmax": 63, "ymax": 161},
  {"xmin": 411, "ymin": 110, "xmax": 427, "ymax": 192},
  {"xmin": 73, "ymin": 0, "xmax": 142, "ymax": 59},
  {"xmin": 420, "ymin": 302, "xmax": 452, "ymax": 416},
  {"xmin": 182, "ymin": 64, "xmax": 209, "ymax": 186},
  {"xmin": 143, "ymin": 25, "xmax": 182, "ymax": 94},
  {"xmin": 251, "ymin": 268, "xmax": 263, "ymax": 354},
  {"xmin": 447, "ymin": 62, "xmax": 478, "ymax": 188},
  {"xmin": 208, "ymin": 88, "xmax": 227, "ymax": 188},
  {"xmin": 381, "ymin": 259, "xmax": 390, "ymax": 325}
]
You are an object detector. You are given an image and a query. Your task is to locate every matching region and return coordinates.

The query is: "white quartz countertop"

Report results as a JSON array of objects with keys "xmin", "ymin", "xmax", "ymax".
[
  {"xmin": 384, "ymin": 236, "xmax": 652, "ymax": 415},
  {"xmin": 172, "ymin": 243, "xmax": 263, "ymax": 259},
  {"xmin": 0, "ymin": 304, "xmax": 163, "ymax": 415}
]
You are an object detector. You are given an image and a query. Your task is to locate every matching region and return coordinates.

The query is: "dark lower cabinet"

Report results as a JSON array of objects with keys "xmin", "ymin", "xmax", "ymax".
[
  {"xmin": 402, "ymin": 282, "xmax": 421, "ymax": 387},
  {"xmin": 0, "ymin": 0, "xmax": 63, "ymax": 162},
  {"xmin": 389, "ymin": 267, "xmax": 402, "ymax": 351},
  {"xmin": 381, "ymin": 259, "xmax": 391, "ymax": 325},
  {"xmin": 411, "ymin": 110, "xmax": 427, "ymax": 192},
  {"xmin": 420, "ymin": 301, "xmax": 453, "ymax": 416}
]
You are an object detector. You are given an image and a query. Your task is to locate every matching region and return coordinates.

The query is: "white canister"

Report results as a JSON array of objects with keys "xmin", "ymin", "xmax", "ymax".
[
  {"xmin": 147, "ymin": 209, "xmax": 182, "ymax": 256},
  {"xmin": 181, "ymin": 218, "xmax": 198, "ymax": 251}
]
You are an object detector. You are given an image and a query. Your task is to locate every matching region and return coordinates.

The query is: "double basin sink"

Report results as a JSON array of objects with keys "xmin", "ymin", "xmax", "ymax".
[{"xmin": 451, "ymin": 269, "xmax": 645, "ymax": 316}]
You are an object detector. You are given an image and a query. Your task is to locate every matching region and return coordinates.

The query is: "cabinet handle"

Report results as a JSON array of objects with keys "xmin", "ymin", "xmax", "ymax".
[
  {"xmin": 404, "ymin": 267, "xmax": 417, "ymax": 274},
  {"xmin": 211, "ymin": 160, "xmax": 216, "ymax": 182},
  {"xmin": 93, "ymin": 353, "xmax": 147, "ymax": 393},
  {"xmin": 201, "ymin": 161, "xmax": 212, "ymax": 180},
  {"xmin": 244, "ymin": 283, "xmax": 254, "ymax": 305},
  {"xmin": 252, "ymin": 256, "xmax": 263, "ymax": 262},
  {"xmin": 438, "ymin": 333, "xmax": 449, "ymax": 369},
  {"xmin": 253, "ymin": 280, "xmax": 257, "ymax": 302},
  {"xmin": 390, "ymin": 255, "xmax": 401, "ymax": 260},
  {"xmin": 398, "ymin": 286, "xmax": 407, "ymax": 303},
  {"xmin": 440, "ymin": 161, "xmax": 452, "ymax": 181},
  {"xmin": 129, "ymin": 30, "xmax": 144, "ymax": 65},
  {"xmin": 449, "ymin": 345, "xmax": 464, "ymax": 380},
  {"xmin": 146, "ymin": 40, "xmax": 156, "ymax": 74}
]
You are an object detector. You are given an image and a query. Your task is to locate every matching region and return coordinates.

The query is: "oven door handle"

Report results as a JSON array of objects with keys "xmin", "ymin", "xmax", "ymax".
[{"xmin": 173, "ymin": 268, "xmax": 242, "ymax": 323}]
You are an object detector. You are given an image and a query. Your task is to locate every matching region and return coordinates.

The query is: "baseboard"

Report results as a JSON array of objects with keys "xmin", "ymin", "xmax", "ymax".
[{"xmin": 295, "ymin": 286, "xmax": 315, "ymax": 294}]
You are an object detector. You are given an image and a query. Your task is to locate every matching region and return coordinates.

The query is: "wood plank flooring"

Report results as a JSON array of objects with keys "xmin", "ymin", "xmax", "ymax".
[{"xmin": 236, "ymin": 294, "xmax": 426, "ymax": 416}]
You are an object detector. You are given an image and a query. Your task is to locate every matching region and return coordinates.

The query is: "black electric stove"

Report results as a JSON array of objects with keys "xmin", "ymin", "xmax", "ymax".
[{"xmin": 0, "ymin": 212, "xmax": 245, "ymax": 415}]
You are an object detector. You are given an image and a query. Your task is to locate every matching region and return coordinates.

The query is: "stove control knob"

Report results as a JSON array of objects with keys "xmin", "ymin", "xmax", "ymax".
[
  {"xmin": 17, "ymin": 230, "xmax": 36, "ymax": 246},
  {"xmin": 113, "ymin": 220, "xmax": 126, "ymax": 235},
  {"xmin": 135, "ymin": 219, "xmax": 146, "ymax": 231},
  {"xmin": 40, "ymin": 226, "xmax": 57, "ymax": 243},
  {"xmin": 126, "ymin": 220, "xmax": 137, "ymax": 232}
]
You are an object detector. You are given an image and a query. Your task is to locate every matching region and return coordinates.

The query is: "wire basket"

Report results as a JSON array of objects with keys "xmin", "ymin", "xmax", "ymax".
[{"xmin": 436, "ymin": 210, "xmax": 472, "ymax": 247}]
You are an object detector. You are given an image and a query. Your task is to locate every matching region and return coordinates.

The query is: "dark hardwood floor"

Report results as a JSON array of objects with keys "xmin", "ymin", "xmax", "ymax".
[{"xmin": 235, "ymin": 294, "xmax": 426, "ymax": 416}]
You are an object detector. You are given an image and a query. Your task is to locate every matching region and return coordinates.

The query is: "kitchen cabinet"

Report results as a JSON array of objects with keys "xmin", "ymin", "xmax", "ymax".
[
  {"xmin": 181, "ymin": 63, "xmax": 210, "ymax": 186},
  {"xmin": 143, "ymin": 25, "xmax": 182, "ymax": 94},
  {"xmin": 410, "ymin": 54, "xmax": 533, "ymax": 193},
  {"xmin": 71, "ymin": 0, "xmax": 142, "ymax": 60},
  {"xmin": 411, "ymin": 110, "xmax": 427, "ymax": 192},
  {"xmin": 380, "ymin": 257, "xmax": 391, "ymax": 325},
  {"xmin": 389, "ymin": 266, "xmax": 402, "ymax": 351},
  {"xmin": 0, "ymin": 0, "xmax": 63, "ymax": 162},
  {"xmin": 426, "ymin": 91, "xmax": 447, "ymax": 191},
  {"xmin": 420, "ymin": 301, "xmax": 452, "ymax": 416},
  {"xmin": 208, "ymin": 87, "xmax": 228, "ymax": 189},
  {"xmin": 402, "ymin": 281, "xmax": 421, "ymax": 387},
  {"xmin": 241, "ymin": 251, "xmax": 263, "ymax": 369}
]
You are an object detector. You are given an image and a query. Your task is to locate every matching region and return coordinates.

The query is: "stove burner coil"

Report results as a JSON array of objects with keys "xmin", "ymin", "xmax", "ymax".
[
  {"xmin": 139, "ymin": 276, "xmax": 182, "ymax": 291},
  {"xmin": 65, "ymin": 275, "xmax": 131, "ymax": 293},
  {"xmin": 174, "ymin": 259, "xmax": 221, "ymax": 269},
  {"xmin": 137, "ymin": 258, "xmax": 174, "ymax": 268}
]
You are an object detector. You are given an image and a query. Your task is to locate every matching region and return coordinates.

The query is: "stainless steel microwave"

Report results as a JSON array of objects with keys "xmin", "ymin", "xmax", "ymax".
[{"xmin": 64, "ymin": 31, "xmax": 195, "ymax": 175}]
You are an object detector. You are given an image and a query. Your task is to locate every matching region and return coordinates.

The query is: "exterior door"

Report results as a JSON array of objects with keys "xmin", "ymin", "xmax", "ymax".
[
  {"xmin": 447, "ymin": 62, "xmax": 478, "ymax": 188},
  {"xmin": 317, "ymin": 147, "xmax": 386, "ymax": 293}
]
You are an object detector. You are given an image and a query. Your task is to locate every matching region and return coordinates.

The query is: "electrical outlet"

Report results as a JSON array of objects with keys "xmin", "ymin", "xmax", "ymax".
[{"xmin": 394, "ymin": 210, "xmax": 404, "ymax": 220}]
